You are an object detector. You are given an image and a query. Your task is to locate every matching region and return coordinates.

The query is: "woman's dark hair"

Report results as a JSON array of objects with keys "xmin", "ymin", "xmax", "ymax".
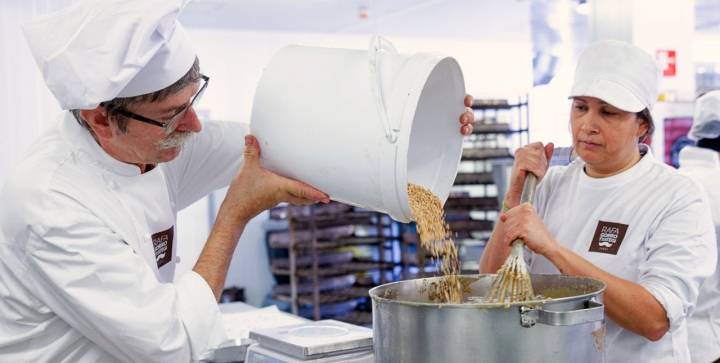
[{"xmin": 636, "ymin": 108, "xmax": 654, "ymax": 144}]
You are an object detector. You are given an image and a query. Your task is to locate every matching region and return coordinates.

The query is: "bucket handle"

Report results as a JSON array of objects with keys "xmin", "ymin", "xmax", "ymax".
[
  {"xmin": 519, "ymin": 300, "xmax": 604, "ymax": 328},
  {"xmin": 369, "ymin": 36, "xmax": 400, "ymax": 144}
]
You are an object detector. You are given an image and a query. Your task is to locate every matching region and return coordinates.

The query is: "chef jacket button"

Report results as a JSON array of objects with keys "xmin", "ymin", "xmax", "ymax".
[{"xmin": 175, "ymin": 256, "xmax": 181, "ymax": 263}]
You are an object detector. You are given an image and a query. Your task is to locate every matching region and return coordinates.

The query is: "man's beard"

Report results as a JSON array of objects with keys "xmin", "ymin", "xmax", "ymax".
[{"xmin": 157, "ymin": 131, "xmax": 193, "ymax": 150}]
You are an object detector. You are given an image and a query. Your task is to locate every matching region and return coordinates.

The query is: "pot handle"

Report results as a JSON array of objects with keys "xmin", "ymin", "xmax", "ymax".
[{"xmin": 520, "ymin": 300, "xmax": 604, "ymax": 328}]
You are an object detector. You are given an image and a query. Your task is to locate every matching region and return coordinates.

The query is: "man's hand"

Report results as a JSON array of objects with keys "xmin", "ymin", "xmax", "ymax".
[
  {"xmin": 222, "ymin": 135, "xmax": 329, "ymax": 223},
  {"xmin": 460, "ymin": 95, "xmax": 475, "ymax": 135},
  {"xmin": 196, "ymin": 135, "xmax": 329, "ymax": 300}
]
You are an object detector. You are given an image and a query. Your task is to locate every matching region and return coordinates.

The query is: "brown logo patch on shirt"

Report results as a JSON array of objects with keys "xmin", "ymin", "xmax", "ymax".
[
  {"xmin": 588, "ymin": 221, "xmax": 628, "ymax": 255},
  {"xmin": 152, "ymin": 226, "xmax": 174, "ymax": 268}
]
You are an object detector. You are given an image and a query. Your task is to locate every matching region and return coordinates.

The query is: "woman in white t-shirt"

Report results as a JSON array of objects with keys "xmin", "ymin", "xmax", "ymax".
[{"xmin": 479, "ymin": 40, "xmax": 717, "ymax": 362}]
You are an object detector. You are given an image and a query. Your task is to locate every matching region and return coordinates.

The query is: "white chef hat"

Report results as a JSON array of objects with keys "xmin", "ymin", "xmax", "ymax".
[
  {"xmin": 569, "ymin": 40, "xmax": 658, "ymax": 113},
  {"xmin": 689, "ymin": 90, "xmax": 720, "ymax": 141},
  {"xmin": 22, "ymin": 0, "xmax": 196, "ymax": 110}
]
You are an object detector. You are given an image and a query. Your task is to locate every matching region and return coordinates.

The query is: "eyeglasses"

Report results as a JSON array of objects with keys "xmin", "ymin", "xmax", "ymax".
[{"xmin": 112, "ymin": 74, "xmax": 209, "ymax": 134}]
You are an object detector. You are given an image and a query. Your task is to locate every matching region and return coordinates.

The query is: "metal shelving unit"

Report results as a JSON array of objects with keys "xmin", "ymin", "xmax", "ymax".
[{"xmin": 265, "ymin": 203, "xmax": 401, "ymax": 326}]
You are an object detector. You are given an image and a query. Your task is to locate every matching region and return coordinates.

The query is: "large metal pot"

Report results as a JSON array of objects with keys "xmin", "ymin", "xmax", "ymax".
[{"xmin": 370, "ymin": 274, "xmax": 606, "ymax": 363}]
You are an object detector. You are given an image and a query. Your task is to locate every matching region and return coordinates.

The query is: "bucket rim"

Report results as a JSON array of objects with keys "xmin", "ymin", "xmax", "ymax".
[{"xmin": 389, "ymin": 55, "xmax": 466, "ymax": 222}]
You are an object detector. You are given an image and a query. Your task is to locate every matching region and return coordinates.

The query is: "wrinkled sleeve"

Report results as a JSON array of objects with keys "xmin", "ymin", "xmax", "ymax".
[
  {"xmin": 638, "ymin": 187, "xmax": 717, "ymax": 331},
  {"xmin": 24, "ymin": 192, "xmax": 227, "ymax": 362},
  {"xmin": 165, "ymin": 121, "xmax": 248, "ymax": 210}
]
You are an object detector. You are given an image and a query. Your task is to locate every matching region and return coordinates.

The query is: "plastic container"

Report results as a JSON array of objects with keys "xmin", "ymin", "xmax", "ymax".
[
  {"xmin": 245, "ymin": 344, "xmax": 373, "ymax": 363},
  {"xmin": 251, "ymin": 36, "xmax": 466, "ymax": 222}
]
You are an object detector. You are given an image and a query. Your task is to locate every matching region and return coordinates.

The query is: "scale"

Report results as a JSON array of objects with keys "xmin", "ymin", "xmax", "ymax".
[{"xmin": 245, "ymin": 319, "xmax": 374, "ymax": 363}]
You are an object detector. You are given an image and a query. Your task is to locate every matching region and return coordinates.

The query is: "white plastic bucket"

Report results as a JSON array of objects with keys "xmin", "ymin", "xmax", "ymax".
[{"xmin": 250, "ymin": 37, "xmax": 465, "ymax": 223}]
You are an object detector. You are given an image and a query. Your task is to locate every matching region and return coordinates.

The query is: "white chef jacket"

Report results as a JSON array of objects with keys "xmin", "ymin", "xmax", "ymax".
[
  {"xmin": 0, "ymin": 112, "xmax": 248, "ymax": 362},
  {"xmin": 531, "ymin": 145, "xmax": 717, "ymax": 363},
  {"xmin": 679, "ymin": 146, "xmax": 720, "ymax": 363}
]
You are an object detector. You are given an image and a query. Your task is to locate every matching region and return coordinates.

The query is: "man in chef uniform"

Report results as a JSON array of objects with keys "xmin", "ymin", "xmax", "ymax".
[
  {"xmin": 680, "ymin": 91, "xmax": 720, "ymax": 363},
  {"xmin": 0, "ymin": 1, "xmax": 476, "ymax": 362}
]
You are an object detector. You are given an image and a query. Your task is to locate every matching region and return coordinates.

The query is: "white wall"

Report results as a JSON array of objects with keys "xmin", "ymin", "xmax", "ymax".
[
  {"xmin": 695, "ymin": 33, "xmax": 720, "ymax": 64},
  {"xmin": 632, "ymin": 0, "xmax": 696, "ymax": 102},
  {"xmin": 0, "ymin": 0, "xmax": 76, "ymax": 187}
]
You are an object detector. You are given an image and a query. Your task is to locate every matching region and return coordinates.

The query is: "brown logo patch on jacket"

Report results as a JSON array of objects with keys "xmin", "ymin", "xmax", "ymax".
[
  {"xmin": 588, "ymin": 221, "xmax": 628, "ymax": 255},
  {"xmin": 152, "ymin": 226, "xmax": 174, "ymax": 268}
]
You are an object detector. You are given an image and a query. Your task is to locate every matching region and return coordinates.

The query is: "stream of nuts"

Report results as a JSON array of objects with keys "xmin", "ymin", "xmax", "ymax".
[{"xmin": 407, "ymin": 183, "xmax": 464, "ymax": 303}]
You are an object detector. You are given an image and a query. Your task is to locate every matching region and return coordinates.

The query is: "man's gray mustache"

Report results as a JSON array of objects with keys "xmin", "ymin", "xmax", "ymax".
[{"xmin": 158, "ymin": 131, "xmax": 193, "ymax": 150}]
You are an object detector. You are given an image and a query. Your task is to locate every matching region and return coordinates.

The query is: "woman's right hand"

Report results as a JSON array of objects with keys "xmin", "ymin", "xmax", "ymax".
[
  {"xmin": 504, "ymin": 142, "xmax": 554, "ymax": 208},
  {"xmin": 221, "ymin": 135, "xmax": 330, "ymax": 223}
]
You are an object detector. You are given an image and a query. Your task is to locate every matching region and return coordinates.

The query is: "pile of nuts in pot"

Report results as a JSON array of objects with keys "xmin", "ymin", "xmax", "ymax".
[{"xmin": 407, "ymin": 183, "xmax": 464, "ymax": 303}]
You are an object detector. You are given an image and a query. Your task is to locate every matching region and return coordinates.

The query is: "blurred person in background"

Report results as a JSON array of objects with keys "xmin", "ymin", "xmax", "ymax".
[{"xmin": 679, "ymin": 90, "xmax": 720, "ymax": 363}]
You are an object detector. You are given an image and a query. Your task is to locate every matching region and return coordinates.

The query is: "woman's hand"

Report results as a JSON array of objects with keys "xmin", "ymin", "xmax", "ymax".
[
  {"xmin": 501, "ymin": 202, "xmax": 560, "ymax": 257},
  {"xmin": 222, "ymin": 135, "xmax": 330, "ymax": 222},
  {"xmin": 504, "ymin": 142, "xmax": 554, "ymax": 208}
]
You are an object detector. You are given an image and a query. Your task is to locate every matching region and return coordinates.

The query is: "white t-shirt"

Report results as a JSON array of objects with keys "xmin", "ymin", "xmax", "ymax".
[
  {"xmin": 0, "ymin": 113, "xmax": 248, "ymax": 362},
  {"xmin": 531, "ymin": 145, "xmax": 717, "ymax": 363},
  {"xmin": 679, "ymin": 146, "xmax": 720, "ymax": 363}
]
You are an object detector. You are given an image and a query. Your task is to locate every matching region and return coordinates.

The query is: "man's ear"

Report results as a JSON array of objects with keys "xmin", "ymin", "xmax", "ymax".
[{"xmin": 80, "ymin": 106, "xmax": 113, "ymax": 139}]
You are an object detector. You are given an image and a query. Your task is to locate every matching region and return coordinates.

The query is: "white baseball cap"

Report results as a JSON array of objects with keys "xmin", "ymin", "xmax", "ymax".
[
  {"xmin": 569, "ymin": 40, "xmax": 658, "ymax": 113},
  {"xmin": 689, "ymin": 90, "xmax": 720, "ymax": 140},
  {"xmin": 22, "ymin": 0, "xmax": 196, "ymax": 110}
]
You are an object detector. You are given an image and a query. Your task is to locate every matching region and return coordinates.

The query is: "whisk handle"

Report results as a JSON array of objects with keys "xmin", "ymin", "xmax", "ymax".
[
  {"xmin": 513, "ymin": 173, "xmax": 538, "ymax": 249},
  {"xmin": 520, "ymin": 173, "xmax": 538, "ymax": 205},
  {"xmin": 511, "ymin": 240, "xmax": 525, "ymax": 251}
]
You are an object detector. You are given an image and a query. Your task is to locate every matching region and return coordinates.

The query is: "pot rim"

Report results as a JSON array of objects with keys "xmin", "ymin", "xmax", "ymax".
[{"xmin": 369, "ymin": 273, "xmax": 606, "ymax": 309}]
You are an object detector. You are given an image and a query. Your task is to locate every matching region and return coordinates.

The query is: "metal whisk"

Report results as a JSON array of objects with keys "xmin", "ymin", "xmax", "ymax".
[{"xmin": 485, "ymin": 173, "xmax": 538, "ymax": 304}]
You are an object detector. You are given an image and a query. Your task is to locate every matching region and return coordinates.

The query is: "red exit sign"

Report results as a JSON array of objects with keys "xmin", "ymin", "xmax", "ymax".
[{"xmin": 656, "ymin": 50, "xmax": 676, "ymax": 77}]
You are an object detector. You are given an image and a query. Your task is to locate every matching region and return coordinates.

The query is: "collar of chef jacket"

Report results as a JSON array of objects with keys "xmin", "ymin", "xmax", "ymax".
[{"xmin": 59, "ymin": 112, "xmax": 178, "ymax": 282}]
